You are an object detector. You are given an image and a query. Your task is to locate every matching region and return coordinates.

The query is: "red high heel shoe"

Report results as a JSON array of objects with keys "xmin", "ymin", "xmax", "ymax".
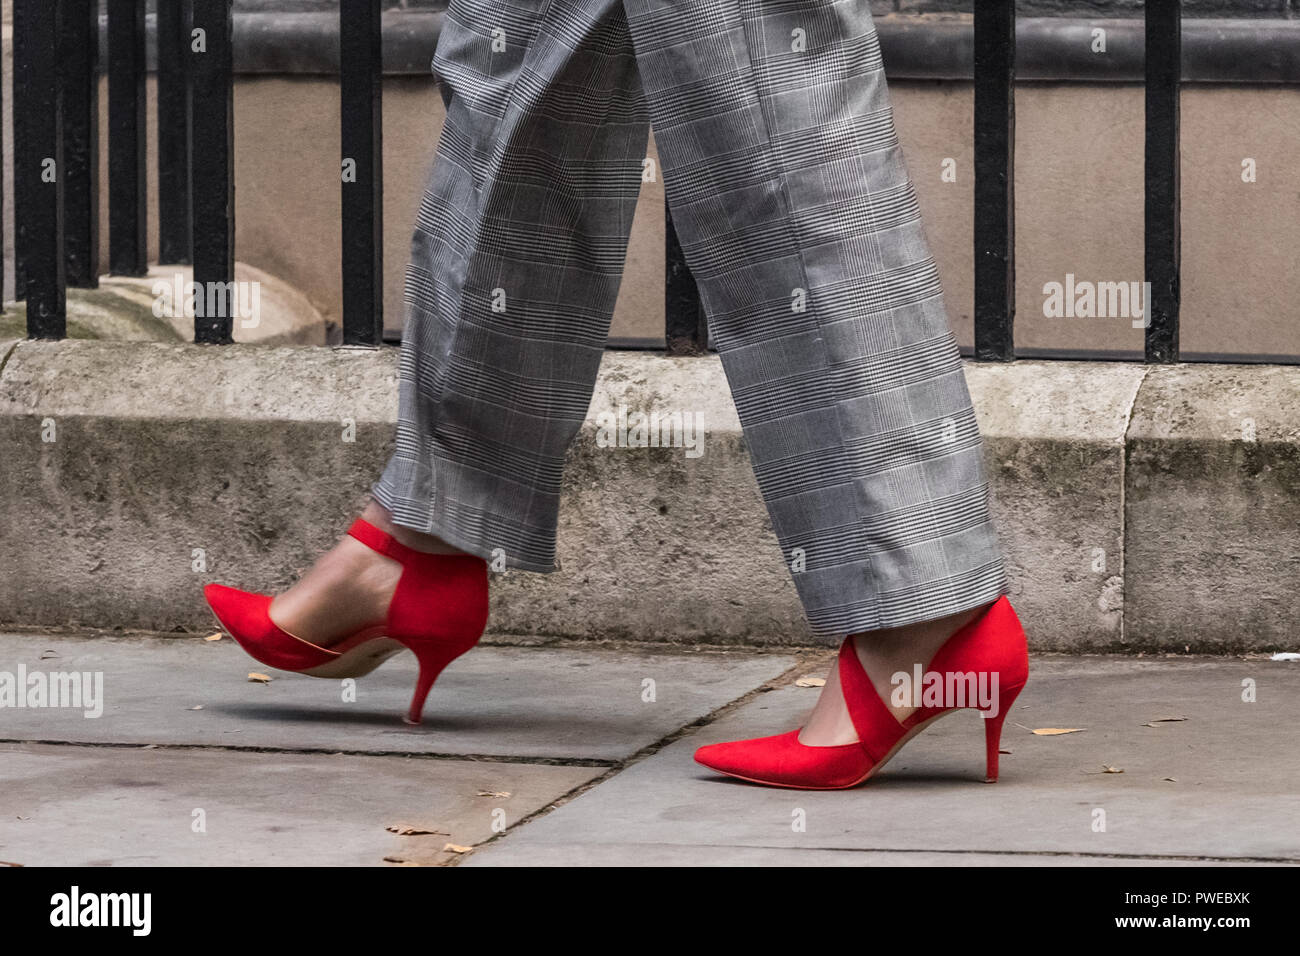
[
  {"xmin": 694, "ymin": 597, "xmax": 1029, "ymax": 789},
  {"xmin": 203, "ymin": 518, "xmax": 489, "ymax": 724}
]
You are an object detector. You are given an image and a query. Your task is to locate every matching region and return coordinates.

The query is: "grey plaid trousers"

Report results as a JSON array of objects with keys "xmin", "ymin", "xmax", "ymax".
[{"xmin": 373, "ymin": 0, "xmax": 1009, "ymax": 636}]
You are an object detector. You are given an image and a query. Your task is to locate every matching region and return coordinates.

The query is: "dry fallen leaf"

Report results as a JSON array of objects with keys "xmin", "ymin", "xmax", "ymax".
[
  {"xmin": 247, "ymin": 672, "xmax": 272, "ymax": 683},
  {"xmin": 386, "ymin": 823, "xmax": 446, "ymax": 836},
  {"xmin": 1164, "ymin": 777, "xmax": 1177, "ymax": 782},
  {"xmin": 204, "ymin": 633, "xmax": 223, "ymax": 642},
  {"xmin": 795, "ymin": 676, "xmax": 826, "ymax": 688},
  {"xmin": 442, "ymin": 843, "xmax": 473, "ymax": 854},
  {"xmin": 383, "ymin": 855, "xmax": 419, "ymax": 866},
  {"xmin": 1031, "ymin": 728, "xmax": 1085, "ymax": 736},
  {"xmin": 999, "ymin": 748, "xmax": 1012, "ymax": 755},
  {"xmin": 189, "ymin": 705, "xmax": 203, "ymax": 711},
  {"xmin": 1143, "ymin": 716, "xmax": 1187, "ymax": 727},
  {"xmin": 1084, "ymin": 765, "xmax": 1124, "ymax": 774},
  {"xmin": 477, "ymin": 790, "xmax": 511, "ymax": 799},
  {"xmin": 39, "ymin": 650, "xmax": 60, "ymax": 659},
  {"xmin": 0, "ymin": 861, "xmax": 23, "ymax": 867}
]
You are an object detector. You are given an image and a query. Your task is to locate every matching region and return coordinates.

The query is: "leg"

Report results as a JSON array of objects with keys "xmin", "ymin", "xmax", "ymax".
[
  {"xmin": 270, "ymin": 0, "xmax": 650, "ymax": 644},
  {"xmin": 621, "ymin": 0, "xmax": 1007, "ymax": 744},
  {"xmin": 371, "ymin": 0, "xmax": 651, "ymax": 571}
]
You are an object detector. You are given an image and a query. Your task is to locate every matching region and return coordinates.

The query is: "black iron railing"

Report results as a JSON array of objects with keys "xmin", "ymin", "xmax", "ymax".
[
  {"xmin": 107, "ymin": 0, "xmax": 147, "ymax": 279},
  {"xmin": 972, "ymin": 0, "xmax": 1016, "ymax": 363},
  {"xmin": 1144, "ymin": 0, "xmax": 1182, "ymax": 364},
  {"xmin": 971, "ymin": 0, "xmax": 1181, "ymax": 363},
  {"xmin": 64, "ymin": 0, "xmax": 100, "ymax": 290},
  {"xmin": 339, "ymin": 0, "xmax": 385, "ymax": 347},
  {"xmin": 191, "ymin": 0, "xmax": 236, "ymax": 344},
  {"xmin": 13, "ymin": 0, "xmax": 65, "ymax": 337},
  {"xmin": 11, "ymin": 2, "xmax": 1185, "ymax": 364},
  {"xmin": 157, "ymin": 0, "xmax": 193, "ymax": 268}
]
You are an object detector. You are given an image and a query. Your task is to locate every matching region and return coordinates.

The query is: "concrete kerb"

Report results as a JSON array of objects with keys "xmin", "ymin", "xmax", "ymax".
[
  {"xmin": 1, "ymin": 338, "xmax": 1296, "ymax": 651},
  {"xmin": 1125, "ymin": 363, "xmax": 1300, "ymax": 652}
]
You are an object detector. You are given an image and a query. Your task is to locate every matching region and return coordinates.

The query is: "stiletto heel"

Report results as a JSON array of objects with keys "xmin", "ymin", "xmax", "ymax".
[
  {"xmin": 402, "ymin": 642, "xmax": 462, "ymax": 726},
  {"xmin": 204, "ymin": 518, "xmax": 489, "ymax": 724},
  {"xmin": 695, "ymin": 597, "xmax": 1031, "ymax": 789},
  {"xmin": 982, "ymin": 682, "xmax": 1023, "ymax": 783}
]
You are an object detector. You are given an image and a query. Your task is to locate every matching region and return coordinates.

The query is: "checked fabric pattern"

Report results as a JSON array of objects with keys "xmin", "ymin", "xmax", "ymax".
[{"xmin": 373, "ymin": 0, "xmax": 1008, "ymax": 635}]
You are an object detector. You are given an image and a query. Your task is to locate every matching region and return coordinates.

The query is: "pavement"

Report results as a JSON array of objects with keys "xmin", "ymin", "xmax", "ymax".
[{"xmin": 0, "ymin": 631, "xmax": 1297, "ymax": 867}]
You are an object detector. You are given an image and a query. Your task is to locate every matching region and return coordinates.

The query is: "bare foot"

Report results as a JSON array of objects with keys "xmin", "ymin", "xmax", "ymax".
[
  {"xmin": 796, "ymin": 602, "xmax": 994, "ymax": 747},
  {"xmin": 267, "ymin": 500, "xmax": 467, "ymax": 647}
]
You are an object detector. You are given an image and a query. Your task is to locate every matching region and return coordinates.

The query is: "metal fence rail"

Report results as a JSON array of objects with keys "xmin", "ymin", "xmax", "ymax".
[
  {"xmin": 12, "ymin": 1, "xmax": 1186, "ymax": 364},
  {"xmin": 14, "ymin": 0, "xmax": 64, "ymax": 337},
  {"xmin": 157, "ymin": 0, "xmax": 193, "ymax": 267},
  {"xmin": 1144, "ymin": 0, "xmax": 1182, "ymax": 364},
  {"xmin": 191, "ymin": 0, "xmax": 236, "ymax": 344},
  {"xmin": 340, "ymin": 0, "xmax": 385, "ymax": 347},
  {"xmin": 64, "ymin": 0, "xmax": 100, "ymax": 290},
  {"xmin": 973, "ymin": 0, "xmax": 1016, "ymax": 362}
]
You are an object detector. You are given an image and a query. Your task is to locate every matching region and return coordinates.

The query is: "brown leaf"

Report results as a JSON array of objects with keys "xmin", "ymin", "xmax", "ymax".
[
  {"xmin": 1031, "ymin": 728, "xmax": 1085, "ymax": 736},
  {"xmin": 477, "ymin": 790, "xmax": 511, "ymax": 799},
  {"xmin": 1084, "ymin": 765, "xmax": 1124, "ymax": 774},
  {"xmin": 1143, "ymin": 716, "xmax": 1187, "ymax": 727},
  {"xmin": 1164, "ymin": 777, "xmax": 1177, "ymax": 782},
  {"xmin": 795, "ymin": 676, "xmax": 826, "ymax": 688},
  {"xmin": 204, "ymin": 633, "xmax": 223, "ymax": 642},
  {"xmin": 382, "ymin": 855, "xmax": 419, "ymax": 866},
  {"xmin": 247, "ymin": 672, "xmax": 272, "ymax": 683},
  {"xmin": 442, "ymin": 843, "xmax": 473, "ymax": 854},
  {"xmin": 385, "ymin": 823, "xmax": 446, "ymax": 836},
  {"xmin": 0, "ymin": 861, "xmax": 24, "ymax": 867}
]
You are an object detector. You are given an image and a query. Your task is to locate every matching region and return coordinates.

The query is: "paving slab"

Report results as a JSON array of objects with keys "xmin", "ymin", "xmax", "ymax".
[
  {"xmin": 0, "ymin": 633, "xmax": 797, "ymax": 761},
  {"xmin": 0, "ymin": 742, "xmax": 598, "ymax": 867},
  {"xmin": 467, "ymin": 657, "xmax": 1300, "ymax": 865}
]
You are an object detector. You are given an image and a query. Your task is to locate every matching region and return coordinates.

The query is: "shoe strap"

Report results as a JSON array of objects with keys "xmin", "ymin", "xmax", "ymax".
[
  {"xmin": 346, "ymin": 518, "xmax": 430, "ymax": 564},
  {"xmin": 837, "ymin": 639, "xmax": 905, "ymax": 763}
]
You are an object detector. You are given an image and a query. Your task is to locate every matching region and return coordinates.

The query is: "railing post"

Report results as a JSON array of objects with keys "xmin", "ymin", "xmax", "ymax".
[
  {"xmin": 62, "ymin": 0, "xmax": 99, "ymax": 289},
  {"xmin": 665, "ymin": 203, "xmax": 706, "ymax": 355},
  {"xmin": 108, "ymin": 0, "xmax": 148, "ymax": 277},
  {"xmin": 159, "ymin": 0, "xmax": 194, "ymax": 265},
  {"xmin": 13, "ymin": 0, "xmax": 67, "ymax": 337},
  {"xmin": 973, "ymin": 1, "xmax": 1016, "ymax": 362},
  {"xmin": 1145, "ymin": 0, "xmax": 1182, "ymax": 364},
  {"xmin": 191, "ymin": 0, "xmax": 236, "ymax": 344},
  {"xmin": 340, "ymin": 0, "xmax": 384, "ymax": 346}
]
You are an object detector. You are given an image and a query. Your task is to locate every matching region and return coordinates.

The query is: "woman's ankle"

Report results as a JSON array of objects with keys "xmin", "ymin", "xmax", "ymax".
[
  {"xmin": 360, "ymin": 500, "xmax": 470, "ymax": 556},
  {"xmin": 849, "ymin": 601, "xmax": 996, "ymax": 706},
  {"xmin": 850, "ymin": 602, "xmax": 994, "ymax": 658}
]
